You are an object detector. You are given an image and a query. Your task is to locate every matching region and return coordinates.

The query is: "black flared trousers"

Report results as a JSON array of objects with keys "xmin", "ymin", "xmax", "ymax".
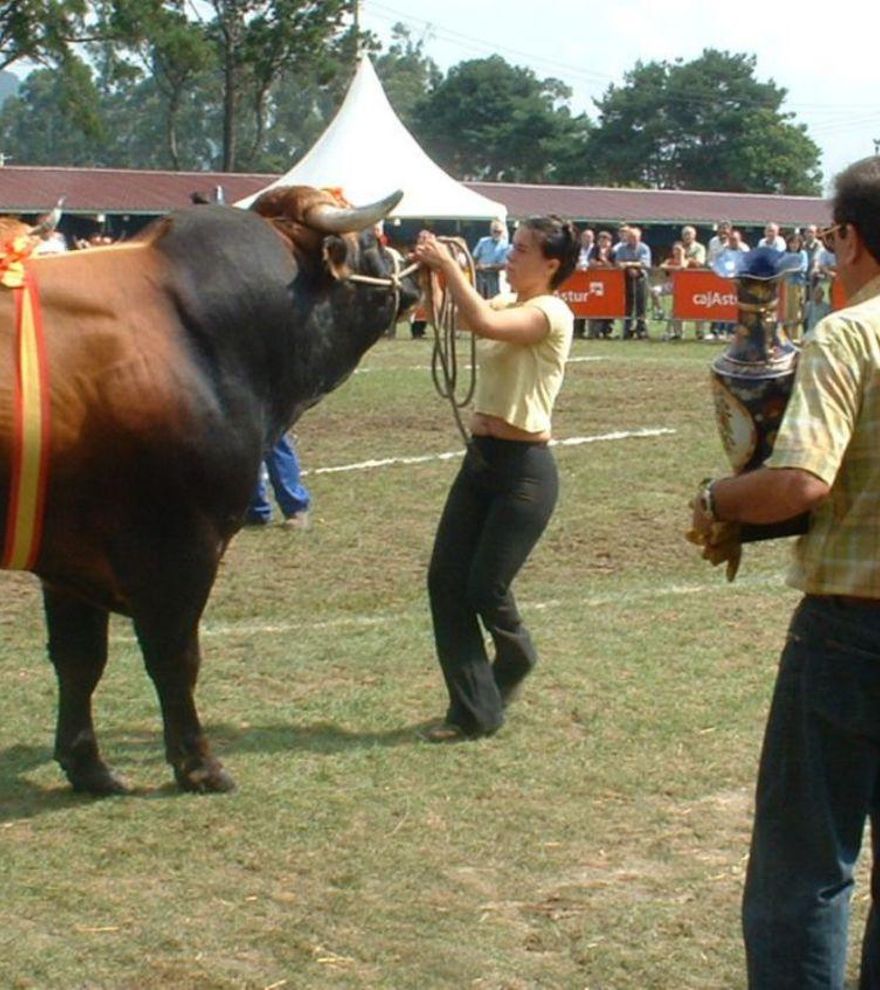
[{"xmin": 427, "ymin": 435, "xmax": 559, "ymax": 735}]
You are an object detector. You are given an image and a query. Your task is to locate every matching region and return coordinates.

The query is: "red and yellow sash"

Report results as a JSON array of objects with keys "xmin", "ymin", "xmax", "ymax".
[{"xmin": 1, "ymin": 239, "xmax": 50, "ymax": 570}]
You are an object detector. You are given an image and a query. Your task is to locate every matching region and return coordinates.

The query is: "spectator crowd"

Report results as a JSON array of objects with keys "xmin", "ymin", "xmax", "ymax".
[
  {"xmin": 425, "ymin": 217, "xmax": 839, "ymax": 344},
  {"xmin": 567, "ymin": 218, "xmax": 837, "ymax": 342}
]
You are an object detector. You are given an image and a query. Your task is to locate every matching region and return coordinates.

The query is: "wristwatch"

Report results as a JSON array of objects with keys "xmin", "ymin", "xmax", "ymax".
[{"xmin": 698, "ymin": 479, "xmax": 717, "ymax": 522}]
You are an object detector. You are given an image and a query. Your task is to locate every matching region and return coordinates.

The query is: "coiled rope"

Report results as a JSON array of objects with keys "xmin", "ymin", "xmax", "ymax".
[
  {"xmin": 423, "ymin": 236, "xmax": 477, "ymax": 448},
  {"xmin": 347, "ymin": 233, "xmax": 478, "ymax": 449}
]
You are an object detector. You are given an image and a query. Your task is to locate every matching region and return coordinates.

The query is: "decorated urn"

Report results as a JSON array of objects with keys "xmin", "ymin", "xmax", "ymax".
[{"xmin": 710, "ymin": 246, "xmax": 807, "ymax": 540}]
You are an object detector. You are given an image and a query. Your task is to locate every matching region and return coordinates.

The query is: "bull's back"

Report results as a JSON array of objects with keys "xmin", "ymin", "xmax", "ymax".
[
  {"xmin": 0, "ymin": 244, "xmax": 233, "ymax": 591},
  {"xmin": 27, "ymin": 246, "xmax": 214, "ymax": 448}
]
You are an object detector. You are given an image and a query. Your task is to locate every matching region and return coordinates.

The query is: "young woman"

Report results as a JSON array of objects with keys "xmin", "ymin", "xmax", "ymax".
[
  {"xmin": 414, "ymin": 216, "xmax": 580, "ymax": 742},
  {"xmin": 782, "ymin": 231, "xmax": 809, "ymax": 340},
  {"xmin": 656, "ymin": 241, "xmax": 688, "ymax": 339}
]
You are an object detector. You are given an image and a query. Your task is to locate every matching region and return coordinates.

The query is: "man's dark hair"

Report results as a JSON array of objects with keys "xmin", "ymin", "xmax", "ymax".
[
  {"xmin": 833, "ymin": 155, "xmax": 880, "ymax": 264},
  {"xmin": 523, "ymin": 214, "xmax": 580, "ymax": 288}
]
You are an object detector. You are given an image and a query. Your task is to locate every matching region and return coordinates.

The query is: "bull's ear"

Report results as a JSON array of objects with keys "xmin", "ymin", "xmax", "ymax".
[{"xmin": 322, "ymin": 235, "xmax": 352, "ymax": 281}]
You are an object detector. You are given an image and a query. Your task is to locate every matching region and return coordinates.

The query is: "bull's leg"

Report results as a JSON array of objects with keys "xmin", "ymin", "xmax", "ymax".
[
  {"xmin": 42, "ymin": 586, "xmax": 128, "ymax": 795},
  {"xmin": 136, "ymin": 623, "xmax": 235, "ymax": 793},
  {"xmin": 133, "ymin": 589, "xmax": 235, "ymax": 794}
]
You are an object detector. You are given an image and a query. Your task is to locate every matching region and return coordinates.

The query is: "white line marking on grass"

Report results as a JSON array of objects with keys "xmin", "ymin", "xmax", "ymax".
[
  {"xmin": 302, "ymin": 427, "xmax": 676, "ymax": 476},
  {"xmin": 529, "ymin": 576, "xmax": 783, "ymax": 612},
  {"xmin": 550, "ymin": 427, "xmax": 675, "ymax": 451},
  {"xmin": 354, "ymin": 356, "xmax": 606, "ymax": 373},
  {"xmin": 303, "ymin": 450, "xmax": 463, "ymax": 475},
  {"xmin": 108, "ymin": 575, "xmax": 782, "ymax": 646}
]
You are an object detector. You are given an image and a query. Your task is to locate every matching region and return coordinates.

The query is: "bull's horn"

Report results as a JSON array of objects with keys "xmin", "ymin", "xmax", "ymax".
[
  {"xmin": 305, "ymin": 190, "xmax": 403, "ymax": 234},
  {"xmin": 28, "ymin": 196, "xmax": 65, "ymax": 236}
]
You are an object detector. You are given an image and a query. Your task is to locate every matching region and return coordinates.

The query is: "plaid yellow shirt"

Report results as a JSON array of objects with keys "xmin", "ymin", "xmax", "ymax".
[{"xmin": 766, "ymin": 272, "xmax": 880, "ymax": 595}]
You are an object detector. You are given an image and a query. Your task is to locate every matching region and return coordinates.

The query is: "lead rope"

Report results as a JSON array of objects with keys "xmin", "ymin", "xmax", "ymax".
[
  {"xmin": 425, "ymin": 237, "xmax": 477, "ymax": 450},
  {"xmin": 346, "ymin": 236, "xmax": 478, "ymax": 453}
]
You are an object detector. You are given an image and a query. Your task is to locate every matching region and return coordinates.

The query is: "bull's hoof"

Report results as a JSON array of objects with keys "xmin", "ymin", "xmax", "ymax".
[
  {"xmin": 67, "ymin": 763, "xmax": 130, "ymax": 797},
  {"xmin": 174, "ymin": 758, "xmax": 236, "ymax": 794}
]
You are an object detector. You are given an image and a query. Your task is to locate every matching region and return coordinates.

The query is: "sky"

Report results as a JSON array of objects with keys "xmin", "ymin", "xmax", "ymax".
[{"xmin": 359, "ymin": 0, "xmax": 880, "ymax": 194}]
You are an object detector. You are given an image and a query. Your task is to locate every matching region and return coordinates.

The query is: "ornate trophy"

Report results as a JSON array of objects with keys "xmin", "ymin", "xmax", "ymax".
[
  {"xmin": 709, "ymin": 246, "xmax": 808, "ymax": 549},
  {"xmin": 712, "ymin": 248, "xmax": 800, "ymax": 474}
]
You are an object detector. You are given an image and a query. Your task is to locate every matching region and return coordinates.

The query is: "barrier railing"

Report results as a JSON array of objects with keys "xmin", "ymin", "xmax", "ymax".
[{"xmin": 557, "ymin": 267, "xmax": 844, "ymax": 321}]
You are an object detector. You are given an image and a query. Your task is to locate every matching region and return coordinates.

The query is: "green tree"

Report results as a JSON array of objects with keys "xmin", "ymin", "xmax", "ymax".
[
  {"xmin": 0, "ymin": 2, "xmax": 219, "ymax": 170},
  {"xmin": 0, "ymin": 1, "xmax": 361, "ymax": 172},
  {"xmin": 0, "ymin": 56, "xmax": 103, "ymax": 164},
  {"xmin": 93, "ymin": 0, "xmax": 216, "ymax": 169},
  {"xmin": 371, "ymin": 22, "xmax": 441, "ymax": 129},
  {"xmin": 587, "ymin": 49, "xmax": 822, "ymax": 194},
  {"xmin": 204, "ymin": 0, "xmax": 353, "ymax": 171},
  {"xmin": 410, "ymin": 55, "xmax": 592, "ymax": 183},
  {"xmin": 95, "ymin": 71, "xmax": 220, "ymax": 170},
  {"xmin": 257, "ymin": 47, "xmax": 353, "ymax": 173},
  {"xmin": 0, "ymin": 0, "xmax": 88, "ymax": 71}
]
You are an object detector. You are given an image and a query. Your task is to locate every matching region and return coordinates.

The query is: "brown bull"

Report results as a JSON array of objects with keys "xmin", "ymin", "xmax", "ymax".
[{"xmin": 0, "ymin": 186, "xmax": 418, "ymax": 794}]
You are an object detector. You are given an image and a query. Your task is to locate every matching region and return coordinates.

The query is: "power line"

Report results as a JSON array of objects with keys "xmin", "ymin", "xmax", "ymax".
[
  {"xmin": 807, "ymin": 112, "xmax": 880, "ymax": 137},
  {"xmin": 364, "ymin": 1, "xmax": 614, "ymax": 86},
  {"xmin": 363, "ymin": 0, "xmax": 880, "ymax": 123}
]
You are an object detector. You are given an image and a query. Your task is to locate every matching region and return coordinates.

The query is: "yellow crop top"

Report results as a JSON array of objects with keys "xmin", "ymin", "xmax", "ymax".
[{"xmin": 473, "ymin": 293, "xmax": 574, "ymax": 434}]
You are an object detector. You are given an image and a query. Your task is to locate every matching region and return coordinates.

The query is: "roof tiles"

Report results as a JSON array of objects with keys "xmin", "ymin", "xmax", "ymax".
[{"xmin": 0, "ymin": 165, "xmax": 831, "ymax": 228}]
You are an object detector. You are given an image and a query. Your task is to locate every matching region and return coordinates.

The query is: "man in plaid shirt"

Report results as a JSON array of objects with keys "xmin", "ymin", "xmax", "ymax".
[{"xmin": 691, "ymin": 154, "xmax": 880, "ymax": 989}]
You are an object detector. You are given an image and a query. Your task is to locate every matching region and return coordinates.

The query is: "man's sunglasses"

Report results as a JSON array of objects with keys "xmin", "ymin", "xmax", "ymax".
[{"xmin": 819, "ymin": 223, "xmax": 846, "ymax": 249}]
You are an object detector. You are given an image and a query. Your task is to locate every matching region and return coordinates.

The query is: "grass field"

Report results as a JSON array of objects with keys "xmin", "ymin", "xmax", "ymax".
[{"xmin": 0, "ymin": 330, "xmax": 868, "ymax": 989}]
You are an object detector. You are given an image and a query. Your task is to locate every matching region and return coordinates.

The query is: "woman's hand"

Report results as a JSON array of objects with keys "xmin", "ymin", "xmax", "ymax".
[{"xmin": 414, "ymin": 232, "xmax": 452, "ymax": 273}]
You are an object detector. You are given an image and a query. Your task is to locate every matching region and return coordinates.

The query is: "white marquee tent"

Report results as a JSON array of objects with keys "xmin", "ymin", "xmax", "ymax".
[{"xmin": 236, "ymin": 56, "xmax": 507, "ymax": 221}]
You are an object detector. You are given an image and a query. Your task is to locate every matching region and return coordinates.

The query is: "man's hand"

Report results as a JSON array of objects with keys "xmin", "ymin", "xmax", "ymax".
[
  {"xmin": 687, "ymin": 480, "xmax": 742, "ymax": 581},
  {"xmin": 686, "ymin": 520, "xmax": 743, "ymax": 582}
]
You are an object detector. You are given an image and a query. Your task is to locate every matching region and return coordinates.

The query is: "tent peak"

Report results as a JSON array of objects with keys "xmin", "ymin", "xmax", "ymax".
[{"xmin": 236, "ymin": 55, "xmax": 506, "ymax": 220}]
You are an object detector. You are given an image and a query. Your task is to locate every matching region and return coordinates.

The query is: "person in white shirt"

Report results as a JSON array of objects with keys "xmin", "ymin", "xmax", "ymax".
[
  {"xmin": 757, "ymin": 222, "xmax": 786, "ymax": 251},
  {"xmin": 33, "ymin": 229, "xmax": 68, "ymax": 255},
  {"xmin": 707, "ymin": 220, "xmax": 732, "ymax": 264}
]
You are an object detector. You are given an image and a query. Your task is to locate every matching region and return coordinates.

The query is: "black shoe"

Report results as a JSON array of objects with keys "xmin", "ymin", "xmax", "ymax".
[
  {"xmin": 418, "ymin": 721, "xmax": 471, "ymax": 743},
  {"xmin": 418, "ymin": 719, "xmax": 500, "ymax": 743}
]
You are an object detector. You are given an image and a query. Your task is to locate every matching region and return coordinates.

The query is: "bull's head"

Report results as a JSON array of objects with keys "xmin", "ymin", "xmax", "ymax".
[
  {"xmin": 250, "ymin": 185, "xmax": 419, "ymax": 320},
  {"xmin": 250, "ymin": 184, "xmax": 399, "ymax": 258}
]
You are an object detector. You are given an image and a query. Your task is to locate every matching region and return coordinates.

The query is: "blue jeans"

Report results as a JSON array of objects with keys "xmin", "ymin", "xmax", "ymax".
[
  {"xmin": 247, "ymin": 434, "xmax": 310, "ymax": 522},
  {"xmin": 743, "ymin": 595, "xmax": 880, "ymax": 989}
]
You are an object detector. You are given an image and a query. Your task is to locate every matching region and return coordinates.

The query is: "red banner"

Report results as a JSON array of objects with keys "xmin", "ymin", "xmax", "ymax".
[
  {"xmin": 558, "ymin": 269, "xmax": 626, "ymax": 318},
  {"xmin": 671, "ymin": 270, "xmax": 739, "ymax": 321},
  {"xmin": 557, "ymin": 267, "xmax": 848, "ymax": 322}
]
